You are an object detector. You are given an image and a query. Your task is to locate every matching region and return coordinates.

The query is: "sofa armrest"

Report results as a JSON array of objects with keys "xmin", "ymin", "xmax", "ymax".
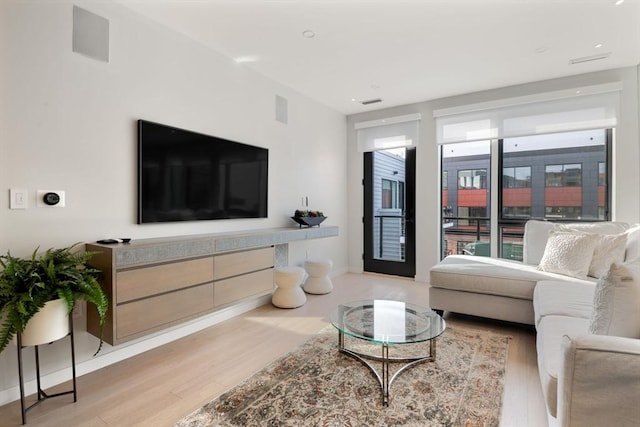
[{"xmin": 558, "ymin": 334, "xmax": 640, "ymax": 427}]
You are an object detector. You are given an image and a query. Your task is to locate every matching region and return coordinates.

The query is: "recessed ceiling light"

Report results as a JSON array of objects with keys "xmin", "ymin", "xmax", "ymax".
[
  {"xmin": 615, "ymin": 0, "xmax": 624, "ymax": 5},
  {"xmin": 302, "ymin": 30, "xmax": 315, "ymax": 38},
  {"xmin": 595, "ymin": 43, "xmax": 603, "ymax": 48}
]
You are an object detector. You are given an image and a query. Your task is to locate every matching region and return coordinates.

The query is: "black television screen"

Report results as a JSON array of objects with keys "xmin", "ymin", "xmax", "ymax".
[{"xmin": 138, "ymin": 120, "xmax": 268, "ymax": 224}]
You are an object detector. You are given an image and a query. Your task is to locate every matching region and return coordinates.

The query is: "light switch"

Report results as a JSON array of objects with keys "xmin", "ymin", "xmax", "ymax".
[{"xmin": 9, "ymin": 189, "xmax": 28, "ymax": 209}]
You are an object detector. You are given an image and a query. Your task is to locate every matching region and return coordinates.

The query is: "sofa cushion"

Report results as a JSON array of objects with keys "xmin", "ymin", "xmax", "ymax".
[
  {"xmin": 533, "ymin": 280, "xmax": 595, "ymax": 326},
  {"xmin": 625, "ymin": 224, "xmax": 640, "ymax": 262},
  {"xmin": 523, "ymin": 220, "xmax": 630, "ymax": 266},
  {"xmin": 590, "ymin": 261, "xmax": 640, "ymax": 338},
  {"xmin": 556, "ymin": 221, "xmax": 630, "ymax": 235},
  {"xmin": 536, "ymin": 315, "xmax": 590, "ymax": 417},
  {"xmin": 588, "ymin": 232, "xmax": 628, "ymax": 278},
  {"xmin": 430, "ymin": 255, "xmax": 594, "ymax": 300},
  {"xmin": 538, "ymin": 231, "xmax": 599, "ymax": 278},
  {"xmin": 523, "ymin": 220, "xmax": 556, "ymax": 266}
]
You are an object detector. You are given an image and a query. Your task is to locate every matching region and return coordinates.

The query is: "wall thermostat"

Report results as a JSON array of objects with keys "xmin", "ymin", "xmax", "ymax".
[
  {"xmin": 36, "ymin": 190, "xmax": 66, "ymax": 208},
  {"xmin": 43, "ymin": 192, "xmax": 60, "ymax": 206}
]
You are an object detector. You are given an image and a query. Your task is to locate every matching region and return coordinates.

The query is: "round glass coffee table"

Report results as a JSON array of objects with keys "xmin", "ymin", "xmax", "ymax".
[{"xmin": 329, "ymin": 299, "xmax": 446, "ymax": 406}]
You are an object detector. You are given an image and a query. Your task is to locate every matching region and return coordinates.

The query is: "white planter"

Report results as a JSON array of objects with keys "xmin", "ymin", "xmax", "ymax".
[{"xmin": 21, "ymin": 299, "xmax": 70, "ymax": 347}]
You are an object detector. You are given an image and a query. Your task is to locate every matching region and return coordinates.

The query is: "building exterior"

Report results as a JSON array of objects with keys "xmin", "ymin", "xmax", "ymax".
[
  {"xmin": 441, "ymin": 129, "xmax": 609, "ymax": 259},
  {"xmin": 372, "ymin": 149, "xmax": 406, "ymax": 261}
]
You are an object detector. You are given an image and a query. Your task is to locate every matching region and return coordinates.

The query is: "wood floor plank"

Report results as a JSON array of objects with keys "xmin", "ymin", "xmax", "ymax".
[{"xmin": 0, "ymin": 273, "xmax": 547, "ymax": 426}]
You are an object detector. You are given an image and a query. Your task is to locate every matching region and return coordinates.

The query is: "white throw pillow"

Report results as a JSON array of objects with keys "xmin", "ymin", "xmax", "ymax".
[
  {"xmin": 625, "ymin": 224, "xmax": 640, "ymax": 262},
  {"xmin": 589, "ymin": 261, "xmax": 640, "ymax": 338},
  {"xmin": 588, "ymin": 233, "xmax": 627, "ymax": 279},
  {"xmin": 537, "ymin": 231, "xmax": 599, "ymax": 278}
]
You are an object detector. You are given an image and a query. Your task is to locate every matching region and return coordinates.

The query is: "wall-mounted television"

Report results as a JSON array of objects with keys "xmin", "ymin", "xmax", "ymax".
[{"xmin": 138, "ymin": 120, "xmax": 268, "ymax": 224}]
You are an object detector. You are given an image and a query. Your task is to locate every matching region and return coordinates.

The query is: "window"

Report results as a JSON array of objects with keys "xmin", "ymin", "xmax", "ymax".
[
  {"xmin": 458, "ymin": 169, "xmax": 487, "ymax": 189},
  {"xmin": 502, "ymin": 165, "xmax": 532, "ymax": 220},
  {"xmin": 502, "ymin": 206, "xmax": 531, "ymax": 217},
  {"xmin": 381, "ymin": 179, "xmax": 397, "ymax": 208},
  {"xmin": 545, "ymin": 164, "xmax": 582, "ymax": 187},
  {"xmin": 598, "ymin": 207, "xmax": 606, "ymax": 219},
  {"xmin": 598, "ymin": 162, "xmax": 606, "ymax": 186},
  {"xmin": 457, "ymin": 206, "xmax": 487, "ymax": 226},
  {"xmin": 435, "ymin": 83, "xmax": 617, "ymax": 261},
  {"xmin": 441, "ymin": 129, "xmax": 611, "ymax": 261},
  {"xmin": 597, "ymin": 161, "xmax": 607, "ymax": 220},
  {"xmin": 382, "ymin": 178, "xmax": 404, "ymax": 209},
  {"xmin": 545, "ymin": 206, "xmax": 582, "ymax": 219},
  {"xmin": 500, "ymin": 130, "xmax": 605, "ymax": 225},
  {"xmin": 503, "ymin": 167, "xmax": 531, "ymax": 188},
  {"xmin": 441, "ymin": 141, "xmax": 491, "ymax": 258},
  {"xmin": 459, "ymin": 206, "xmax": 486, "ymax": 218}
]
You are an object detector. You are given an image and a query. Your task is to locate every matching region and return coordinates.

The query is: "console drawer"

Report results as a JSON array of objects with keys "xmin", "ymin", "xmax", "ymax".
[
  {"xmin": 213, "ymin": 247, "xmax": 274, "ymax": 280},
  {"xmin": 214, "ymin": 268, "xmax": 274, "ymax": 307},
  {"xmin": 116, "ymin": 283, "xmax": 214, "ymax": 339},
  {"xmin": 116, "ymin": 257, "xmax": 213, "ymax": 304}
]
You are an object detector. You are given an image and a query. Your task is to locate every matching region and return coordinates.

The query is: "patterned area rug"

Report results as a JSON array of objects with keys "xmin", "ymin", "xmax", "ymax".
[{"xmin": 175, "ymin": 325, "xmax": 509, "ymax": 427}]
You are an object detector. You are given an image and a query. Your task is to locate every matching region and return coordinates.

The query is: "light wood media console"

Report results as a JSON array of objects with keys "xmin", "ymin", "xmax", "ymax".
[{"xmin": 85, "ymin": 226, "xmax": 338, "ymax": 346}]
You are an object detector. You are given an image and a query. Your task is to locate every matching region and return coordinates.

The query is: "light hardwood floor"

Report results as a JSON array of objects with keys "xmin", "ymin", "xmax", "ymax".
[{"xmin": 0, "ymin": 273, "xmax": 548, "ymax": 427}]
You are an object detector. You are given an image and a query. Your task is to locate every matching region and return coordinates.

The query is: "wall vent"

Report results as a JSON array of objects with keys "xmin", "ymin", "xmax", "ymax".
[
  {"xmin": 361, "ymin": 98, "xmax": 383, "ymax": 105},
  {"xmin": 569, "ymin": 52, "xmax": 611, "ymax": 65},
  {"xmin": 72, "ymin": 6, "xmax": 110, "ymax": 63},
  {"xmin": 275, "ymin": 95, "xmax": 288, "ymax": 124}
]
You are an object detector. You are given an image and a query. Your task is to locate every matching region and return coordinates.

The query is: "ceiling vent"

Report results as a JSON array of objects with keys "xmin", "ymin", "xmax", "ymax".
[
  {"xmin": 361, "ymin": 98, "xmax": 383, "ymax": 105},
  {"xmin": 569, "ymin": 52, "xmax": 611, "ymax": 65}
]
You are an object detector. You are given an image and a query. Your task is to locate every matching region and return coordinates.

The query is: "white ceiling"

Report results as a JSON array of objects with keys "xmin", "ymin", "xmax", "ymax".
[{"xmin": 118, "ymin": 0, "xmax": 640, "ymax": 115}]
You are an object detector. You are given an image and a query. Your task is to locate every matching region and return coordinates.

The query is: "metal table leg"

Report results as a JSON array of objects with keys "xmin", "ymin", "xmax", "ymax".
[{"xmin": 337, "ymin": 330, "xmax": 436, "ymax": 406}]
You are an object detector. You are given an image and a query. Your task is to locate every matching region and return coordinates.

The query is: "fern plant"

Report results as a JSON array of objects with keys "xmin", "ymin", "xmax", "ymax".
[{"xmin": 0, "ymin": 244, "xmax": 108, "ymax": 355}]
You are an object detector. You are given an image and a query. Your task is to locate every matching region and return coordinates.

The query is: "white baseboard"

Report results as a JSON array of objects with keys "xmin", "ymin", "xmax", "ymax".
[{"xmin": 0, "ymin": 295, "xmax": 272, "ymax": 406}]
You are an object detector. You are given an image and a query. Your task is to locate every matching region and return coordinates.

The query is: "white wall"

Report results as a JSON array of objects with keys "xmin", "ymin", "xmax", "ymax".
[
  {"xmin": 347, "ymin": 67, "xmax": 640, "ymax": 282},
  {"xmin": 0, "ymin": 0, "xmax": 347, "ymax": 403}
]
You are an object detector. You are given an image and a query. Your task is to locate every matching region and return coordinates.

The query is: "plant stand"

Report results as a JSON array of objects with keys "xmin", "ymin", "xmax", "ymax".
[{"xmin": 16, "ymin": 315, "xmax": 77, "ymax": 425}]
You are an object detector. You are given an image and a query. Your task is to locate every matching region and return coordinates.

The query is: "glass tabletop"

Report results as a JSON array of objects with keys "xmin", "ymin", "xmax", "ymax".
[{"xmin": 330, "ymin": 299, "xmax": 446, "ymax": 345}]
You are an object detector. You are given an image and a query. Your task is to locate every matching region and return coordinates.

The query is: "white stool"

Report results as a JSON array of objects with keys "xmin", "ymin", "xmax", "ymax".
[
  {"xmin": 303, "ymin": 258, "xmax": 333, "ymax": 295},
  {"xmin": 272, "ymin": 266, "xmax": 307, "ymax": 308}
]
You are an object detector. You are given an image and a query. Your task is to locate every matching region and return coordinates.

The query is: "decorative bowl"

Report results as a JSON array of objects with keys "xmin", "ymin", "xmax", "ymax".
[{"xmin": 291, "ymin": 216, "xmax": 327, "ymax": 228}]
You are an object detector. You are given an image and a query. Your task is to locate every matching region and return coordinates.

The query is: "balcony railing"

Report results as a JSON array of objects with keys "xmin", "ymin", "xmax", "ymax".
[
  {"xmin": 442, "ymin": 216, "xmax": 524, "ymax": 261},
  {"xmin": 442, "ymin": 215, "xmax": 614, "ymax": 261},
  {"xmin": 374, "ymin": 214, "xmax": 405, "ymax": 261}
]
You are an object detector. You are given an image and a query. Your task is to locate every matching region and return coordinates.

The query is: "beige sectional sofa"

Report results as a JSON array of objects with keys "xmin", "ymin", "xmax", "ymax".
[{"xmin": 429, "ymin": 220, "xmax": 640, "ymax": 426}]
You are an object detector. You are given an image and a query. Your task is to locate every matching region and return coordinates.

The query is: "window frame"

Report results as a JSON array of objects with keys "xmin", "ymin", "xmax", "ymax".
[{"xmin": 441, "ymin": 128, "xmax": 613, "ymax": 261}]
